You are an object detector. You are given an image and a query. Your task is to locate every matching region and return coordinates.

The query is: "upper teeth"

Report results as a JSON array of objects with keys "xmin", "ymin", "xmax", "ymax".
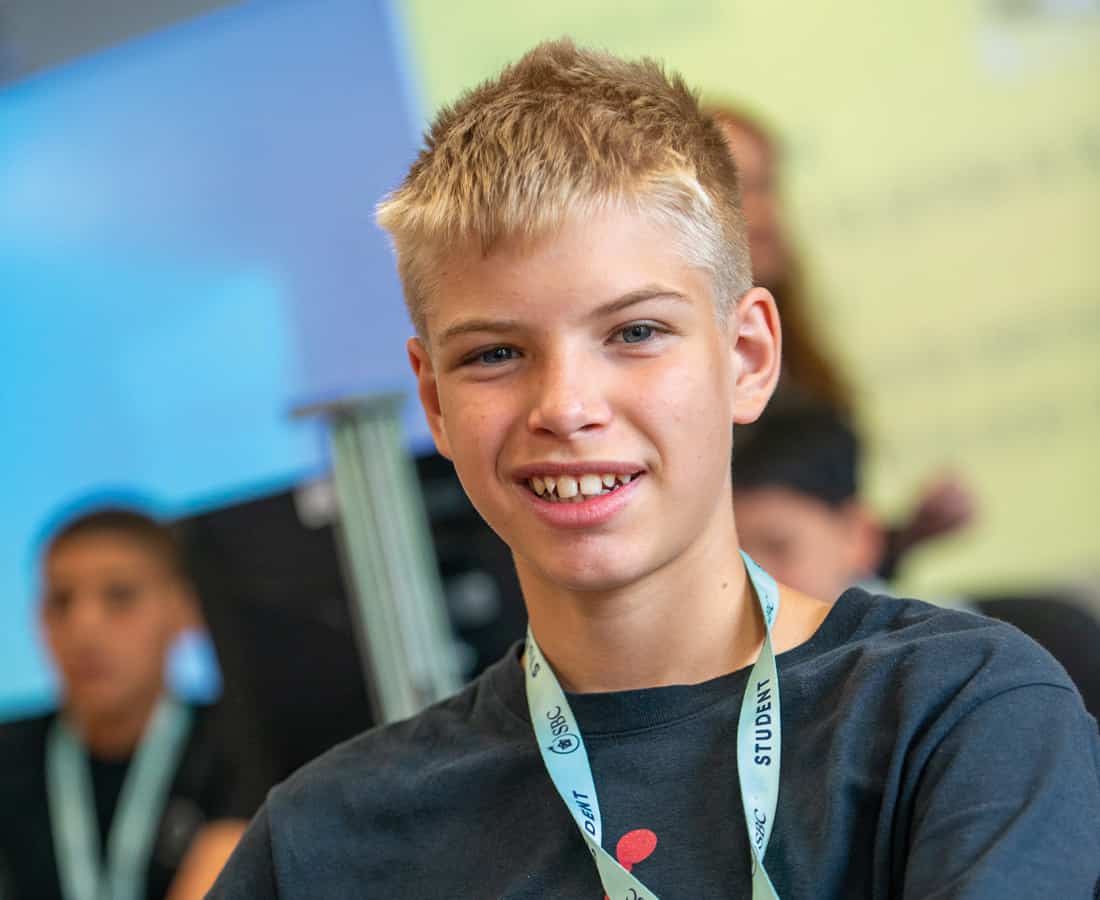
[{"xmin": 528, "ymin": 472, "xmax": 635, "ymax": 502}]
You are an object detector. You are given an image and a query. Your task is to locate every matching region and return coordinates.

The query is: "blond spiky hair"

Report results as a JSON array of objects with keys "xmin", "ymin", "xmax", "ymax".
[{"xmin": 376, "ymin": 39, "xmax": 752, "ymax": 339}]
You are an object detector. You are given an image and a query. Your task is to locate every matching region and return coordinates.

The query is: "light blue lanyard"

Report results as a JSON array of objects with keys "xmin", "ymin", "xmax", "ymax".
[
  {"xmin": 525, "ymin": 551, "xmax": 782, "ymax": 899},
  {"xmin": 46, "ymin": 696, "xmax": 193, "ymax": 900}
]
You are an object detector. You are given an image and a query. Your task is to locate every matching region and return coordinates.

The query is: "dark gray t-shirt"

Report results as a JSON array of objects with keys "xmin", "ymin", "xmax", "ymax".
[{"xmin": 210, "ymin": 590, "xmax": 1100, "ymax": 898}]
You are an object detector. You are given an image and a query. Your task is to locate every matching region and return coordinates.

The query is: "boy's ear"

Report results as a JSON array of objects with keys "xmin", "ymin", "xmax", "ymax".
[
  {"xmin": 407, "ymin": 337, "xmax": 453, "ymax": 459},
  {"xmin": 729, "ymin": 287, "xmax": 782, "ymax": 424}
]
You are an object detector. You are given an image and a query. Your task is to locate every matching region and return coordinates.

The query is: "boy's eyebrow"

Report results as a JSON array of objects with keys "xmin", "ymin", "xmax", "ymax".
[
  {"xmin": 437, "ymin": 316, "xmax": 524, "ymax": 347},
  {"xmin": 436, "ymin": 285, "xmax": 690, "ymax": 348},
  {"xmin": 590, "ymin": 285, "xmax": 691, "ymax": 318}
]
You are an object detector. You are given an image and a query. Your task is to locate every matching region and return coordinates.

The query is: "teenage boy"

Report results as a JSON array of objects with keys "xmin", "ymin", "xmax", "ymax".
[
  {"xmin": 210, "ymin": 40, "xmax": 1100, "ymax": 898},
  {"xmin": 0, "ymin": 509, "xmax": 257, "ymax": 900}
]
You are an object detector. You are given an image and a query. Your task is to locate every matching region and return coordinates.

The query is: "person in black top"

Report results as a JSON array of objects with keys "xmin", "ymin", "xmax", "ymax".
[
  {"xmin": 0, "ymin": 508, "xmax": 260, "ymax": 900},
  {"xmin": 211, "ymin": 39, "xmax": 1099, "ymax": 898}
]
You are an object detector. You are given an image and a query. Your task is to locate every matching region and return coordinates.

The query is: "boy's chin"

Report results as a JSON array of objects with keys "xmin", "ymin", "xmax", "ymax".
[{"xmin": 520, "ymin": 550, "xmax": 655, "ymax": 596}]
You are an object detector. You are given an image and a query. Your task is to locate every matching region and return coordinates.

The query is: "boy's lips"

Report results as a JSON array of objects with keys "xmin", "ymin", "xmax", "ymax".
[{"xmin": 512, "ymin": 463, "xmax": 645, "ymax": 528}]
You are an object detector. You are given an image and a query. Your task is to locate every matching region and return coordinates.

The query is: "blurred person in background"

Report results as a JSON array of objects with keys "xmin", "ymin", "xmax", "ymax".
[
  {"xmin": 0, "ymin": 508, "xmax": 259, "ymax": 900},
  {"xmin": 733, "ymin": 407, "xmax": 884, "ymax": 605},
  {"xmin": 708, "ymin": 104, "xmax": 976, "ymax": 578},
  {"xmin": 734, "ymin": 405, "xmax": 1100, "ymax": 719}
]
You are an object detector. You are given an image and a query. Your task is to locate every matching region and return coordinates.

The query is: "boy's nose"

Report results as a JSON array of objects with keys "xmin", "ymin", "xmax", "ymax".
[
  {"xmin": 527, "ymin": 357, "xmax": 611, "ymax": 438},
  {"xmin": 67, "ymin": 593, "xmax": 109, "ymax": 631}
]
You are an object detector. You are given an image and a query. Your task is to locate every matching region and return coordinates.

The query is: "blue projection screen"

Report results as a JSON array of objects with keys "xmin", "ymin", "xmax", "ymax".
[{"xmin": 0, "ymin": 0, "xmax": 427, "ymax": 716}]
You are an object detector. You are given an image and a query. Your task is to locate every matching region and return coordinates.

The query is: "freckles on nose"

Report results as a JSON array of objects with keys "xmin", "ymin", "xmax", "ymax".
[
  {"xmin": 528, "ymin": 395, "xmax": 603, "ymax": 436},
  {"xmin": 527, "ymin": 354, "xmax": 617, "ymax": 433}
]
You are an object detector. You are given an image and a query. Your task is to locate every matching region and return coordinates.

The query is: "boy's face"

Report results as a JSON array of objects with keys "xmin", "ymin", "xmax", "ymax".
[
  {"xmin": 409, "ymin": 206, "xmax": 778, "ymax": 594},
  {"xmin": 40, "ymin": 534, "xmax": 189, "ymax": 722},
  {"xmin": 734, "ymin": 486, "xmax": 882, "ymax": 602}
]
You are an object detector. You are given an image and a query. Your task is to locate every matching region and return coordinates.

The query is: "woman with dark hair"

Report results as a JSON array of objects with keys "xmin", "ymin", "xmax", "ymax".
[
  {"xmin": 709, "ymin": 104, "xmax": 975, "ymax": 574},
  {"xmin": 0, "ymin": 508, "xmax": 260, "ymax": 900},
  {"xmin": 709, "ymin": 104, "xmax": 853, "ymax": 416}
]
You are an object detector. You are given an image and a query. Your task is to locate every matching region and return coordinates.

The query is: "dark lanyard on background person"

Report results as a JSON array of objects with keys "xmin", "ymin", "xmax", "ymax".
[
  {"xmin": 46, "ymin": 695, "xmax": 193, "ymax": 900},
  {"xmin": 525, "ymin": 551, "xmax": 782, "ymax": 899}
]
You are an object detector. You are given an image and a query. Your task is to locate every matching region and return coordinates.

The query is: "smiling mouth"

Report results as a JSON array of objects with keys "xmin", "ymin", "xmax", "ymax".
[{"xmin": 526, "ymin": 472, "xmax": 640, "ymax": 504}]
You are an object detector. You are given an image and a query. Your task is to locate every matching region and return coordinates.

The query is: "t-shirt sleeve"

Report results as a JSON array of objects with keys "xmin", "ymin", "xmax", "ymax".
[
  {"xmin": 206, "ymin": 803, "xmax": 279, "ymax": 899},
  {"xmin": 903, "ymin": 683, "xmax": 1100, "ymax": 899}
]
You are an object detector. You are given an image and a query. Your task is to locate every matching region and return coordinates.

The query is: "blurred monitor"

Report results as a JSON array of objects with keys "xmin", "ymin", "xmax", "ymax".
[{"xmin": 0, "ymin": 0, "xmax": 427, "ymax": 719}]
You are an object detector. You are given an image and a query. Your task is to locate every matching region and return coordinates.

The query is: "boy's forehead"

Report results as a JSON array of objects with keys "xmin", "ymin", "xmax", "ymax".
[
  {"xmin": 46, "ymin": 532, "xmax": 171, "ymax": 578},
  {"xmin": 420, "ymin": 207, "xmax": 718, "ymax": 344}
]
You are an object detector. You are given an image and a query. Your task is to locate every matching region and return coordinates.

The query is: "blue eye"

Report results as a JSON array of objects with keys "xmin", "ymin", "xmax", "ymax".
[
  {"xmin": 478, "ymin": 346, "xmax": 516, "ymax": 365},
  {"xmin": 620, "ymin": 323, "xmax": 655, "ymax": 344}
]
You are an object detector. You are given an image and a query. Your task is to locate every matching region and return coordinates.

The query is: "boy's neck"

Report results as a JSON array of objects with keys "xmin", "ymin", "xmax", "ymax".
[
  {"xmin": 519, "ymin": 523, "xmax": 834, "ymax": 694},
  {"xmin": 519, "ymin": 533, "xmax": 766, "ymax": 694}
]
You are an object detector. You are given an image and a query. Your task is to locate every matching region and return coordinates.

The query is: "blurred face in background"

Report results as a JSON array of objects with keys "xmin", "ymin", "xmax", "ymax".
[
  {"xmin": 734, "ymin": 486, "xmax": 883, "ymax": 603},
  {"xmin": 718, "ymin": 119, "xmax": 788, "ymax": 290},
  {"xmin": 40, "ymin": 533, "xmax": 190, "ymax": 724}
]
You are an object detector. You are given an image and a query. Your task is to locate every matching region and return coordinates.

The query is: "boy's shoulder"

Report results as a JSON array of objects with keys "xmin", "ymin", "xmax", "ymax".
[
  {"xmin": 0, "ymin": 706, "xmax": 52, "ymax": 734},
  {"xmin": 0, "ymin": 709, "xmax": 53, "ymax": 767},
  {"xmin": 0, "ymin": 711, "xmax": 53, "ymax": 826},
  {"xmin": 805, "ymin": 587, "xmax": 1081, "ymax": 709}
]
